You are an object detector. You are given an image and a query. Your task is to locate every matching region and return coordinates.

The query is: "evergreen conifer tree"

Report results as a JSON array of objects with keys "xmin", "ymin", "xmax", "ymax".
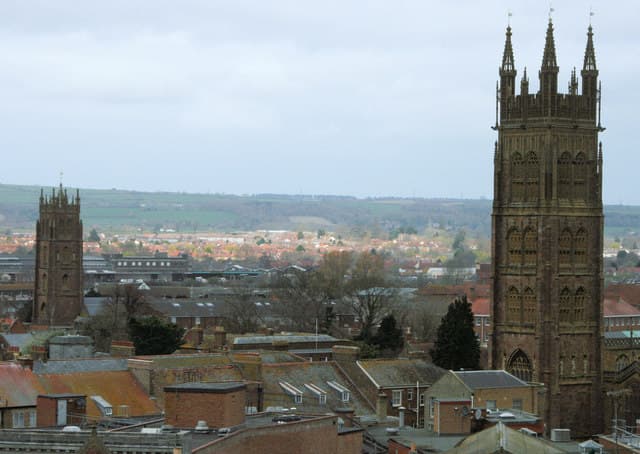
[{"xmin": 430, "ymin": 295, "xmax": 480, "ymax": 370}]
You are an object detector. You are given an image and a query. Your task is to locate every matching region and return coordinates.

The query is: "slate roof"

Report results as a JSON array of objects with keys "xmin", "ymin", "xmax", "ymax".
[
  {"xmin": 0, "ymin": 363, "xmax": 45, "ymax": 407},
  {"xmin": 357, "ymin": 358, "xmax": 446, "ymax": 388},
  {"xmin": 233, "ymin": 334, "xmax": 338, "ymax": 345},
  {"xmin": 261, "ymin": 362, "xmax": 373, "ymax": 415},
  {"xmin": 148, "ymin": 298, "xmax": 223, "ymax": 318},
  {"xmin": 453, "ymin": 370, "xmax": 528, "ymax": 390},
  {"xmin": 37, "ymin": 371, "xmax": 161, "ymax": 418},
  {"xmin": 83, "ymin": 297, "xmax": 110, "ymax": 317},
  {"xmin": 33, "ymin": 358, "xmax": 128, "ymax": 375},
  {"xmin": 0, "ymin": 333, "xmax": 35, "ymax": 350},
  {"xmin": 253, "ymin": 351, "xmax": 305, "ymax": 364},
  {"xmin": 447, "ymin": 421, "xmax": 564, "ymax": 454}
]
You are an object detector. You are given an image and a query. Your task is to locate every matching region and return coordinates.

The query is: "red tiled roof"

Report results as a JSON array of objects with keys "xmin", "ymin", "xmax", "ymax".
[
  {"xmin": 471, "ymin": 297, "xmax": 490, "ymax": 316},
  {"xmin": 604, "ymin": 298, "xmax": 640, "ymax": 317},
  {"xmin": 605, "ymin": 284, "xmax": 640, "ymax": 308},
  {"xmin": 0, "ymin": 363, "xmax": 45, "ymax": 407},
  {"xmin": 37, "ymin": 371, "xmax": 160, "ymax": 418}
]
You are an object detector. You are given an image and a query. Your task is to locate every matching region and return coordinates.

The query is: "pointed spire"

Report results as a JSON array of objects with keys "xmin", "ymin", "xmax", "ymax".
[
  {"xmin": 541, "ymin": 19, "xmax": 558, "ymax": 70},
  {"xmin": 583, "ymin": 25, "xmax": 597, "ymax": 71},
  {"xmin": 500, "ymin": 26, "xmax": 515, "ymax": 75},
  {"xmin": 569, "ymin": 67, "xmax": 578, "ymax": 94}
]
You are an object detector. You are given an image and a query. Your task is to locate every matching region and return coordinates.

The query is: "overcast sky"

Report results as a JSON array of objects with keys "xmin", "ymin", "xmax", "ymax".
[{"xmin": 0, "ymin": 1, "xmax": 638, "ymax": 204}]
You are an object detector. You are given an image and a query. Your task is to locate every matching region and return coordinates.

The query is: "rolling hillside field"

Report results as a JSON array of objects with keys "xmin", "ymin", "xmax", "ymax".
[{"xmin": 0, "ymin": 184, "xmax": 638, "ymax": 238}]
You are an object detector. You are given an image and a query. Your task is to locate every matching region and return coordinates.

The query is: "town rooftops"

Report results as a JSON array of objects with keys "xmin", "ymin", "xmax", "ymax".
[
  {"xmin": 470, "ymin": 297, "xmax": 490, "ymax": 317},
  {"xmin": 33, "ymin": 358, "xmax": 128, "ymax": 375},
  {"xmin": 447, "ymin": 421, "xmax": 564, "ymax": 454},
  {"xmin": 357, "ymin": 358, "xmax": 446, "ymax": 388},
  {"xmin": 604, "ymin": 298, "xmax": 640, "ymax": 317},
  {"xmin": 0, "ymin": 363, "xmax": 45, "ymax": 407},
  {"xmin": 453, "ymin": 370, "xmax": 528, "ymax": 390}
]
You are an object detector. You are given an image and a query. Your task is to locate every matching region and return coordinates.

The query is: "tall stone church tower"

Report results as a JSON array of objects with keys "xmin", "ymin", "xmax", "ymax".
[
  {"xmin": 33, "ymin": 185, "xmax": 84, "ymax": 326},
  {"xmin": 490, "ymin": 21, "xmax": 604, "ymax": 436}
]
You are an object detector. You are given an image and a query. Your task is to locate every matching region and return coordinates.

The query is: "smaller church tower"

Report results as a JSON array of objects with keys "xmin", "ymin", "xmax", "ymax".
[{"xmin": 33, "ymin": 185, "xmax": 84, "ymax": 326}]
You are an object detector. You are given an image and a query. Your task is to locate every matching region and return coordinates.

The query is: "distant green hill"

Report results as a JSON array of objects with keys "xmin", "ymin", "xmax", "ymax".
[{"xmin": 0, "ymin": 183, "xmax": 637, "ymax": 237}]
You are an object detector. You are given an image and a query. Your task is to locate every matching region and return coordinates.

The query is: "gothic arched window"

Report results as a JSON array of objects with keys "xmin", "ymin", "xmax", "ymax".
[
  {"xmin": 574, "ymin": 287, "xmax": 586, "ymax": 321},
  {"xmin": 523, "ymin": 228, "xmax": 537, "ymax": 265},
  {"xmin": 559, "ymin": 229, "xmax": 572, "ymax": 266},
  {"xmin": 616, "ymin": 354, "xmax": 629, "ymax": 372},
  {"xmin": 574, "ymin": 152, "xmax": 587, "ymax": 200},
  {"xmin": 507, "ymin": 287, "xmax": 520, "ymax": 323},
  {"xmin": 559, "ymin": 287, "xmax": 572, "ymax": 323},
  {"xmin": 525, "ymin": 151, "xmax": 539, "ymax": 201},
  {"xmin": 507, "ymin": 228, "xmax": 522, "ymax": 265},
  {"xmin": 522, "ymin": 287, "xmax": 536, "ymax": 323},
  {"xmin": 511, "ymin": 152, "xmax": 524, "ymax": 201},
  {"xmin": 558, "ymin": 152, "xmax": 572, "ymax": 199},
  {"xmin": 574, "ymin": 229, "xmax": 587, "ymax": 265},
  {"xmin": 507, "ymin": 349, "xmax": 533, "ymax": 382}
]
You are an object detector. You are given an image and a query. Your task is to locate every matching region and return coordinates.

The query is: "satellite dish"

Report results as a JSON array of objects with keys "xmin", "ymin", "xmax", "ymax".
[
  {"xmin": 475, "ymin": 409, "xmax": 482, "ymax": 420},
  {"xmin": 462, "ymin": 406, "xmax": 469, "ymax": 416}
]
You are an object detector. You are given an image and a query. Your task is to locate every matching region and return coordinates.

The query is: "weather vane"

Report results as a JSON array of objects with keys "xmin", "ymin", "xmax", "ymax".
[
  {"xmin": 507, "ymin": 10, "xmax": 512, "ymax": 26},
  {"xmin": 549, "ymin": 3, "xmax": 554, "ymax": 20},
  {"xmin": 589, "ymin": 6, "xmax": 595, "ymax": 25},
  {"xmin": 59, "ymin": 170, "xmax": 64, "ymax": 186}
]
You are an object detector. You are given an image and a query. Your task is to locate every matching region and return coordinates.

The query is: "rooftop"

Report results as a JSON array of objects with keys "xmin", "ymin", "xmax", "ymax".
[
  {"xmin": 357, "ymin": 358, "xmax": 446, "ymax": 388},
  {"xmin": 453, "ymin": 370, "xmax": 528, "ymax": 390}
]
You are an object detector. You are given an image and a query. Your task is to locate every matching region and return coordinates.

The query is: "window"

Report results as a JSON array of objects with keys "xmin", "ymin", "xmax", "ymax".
[
  {"xmin": 511, "ymin": 153, "xmax": 525, "ymax": 201},
  {"xmin": 523, "ymin": 228, "xmax": 537, "ymax": 265},
  {"xmin": 559, "ymin": 288, "xmax": 572, "ymax": 323},
  {"xmin": 195, "ymin": 317, "xmax": 201, "ymax": 325},
  {"xmin": 507, "ymin": 349, "xmax": 533, "ymax": 382},
  {"xmin": 294, "ymin": 394, "xmax": 302, "ymax": 404},
  {"xmin": 574, "ymin": 229, "xmax": 587, "ymax": 265},
  {"xmin": 475, "ymin": 318, "xmax": 481, "ymax": 326},
  {"xmin": 420, "ymin": 394, "xmax": 425, "ymax": 407},
  {"xmin": 559, "ymin": 229, "xmax": 572, "ymax": 266},
  {"xmin": 319, "ymin": 394, "xmax": 326, "ymax": 405},
  {"xmin": 574, "ymin": 152, "xmax": 587, "ymax": 200},
  {"xmin": 507, "ymin": 287, "xmax": 520, "ymax": 323},
  {"xmin": 525, "ymin": 151, "xmax": 539, "ymax": 201},
  {"xmin": 486, "ymin": 400, "xmax": 497, "ymax": 411},
  {"xmin": 522, "ymin": 287, "xmax": 536, "ymax": 323},
  {"xmin": 507, "ymin": 228, "xmax": 522, "ymax": 265},
  {"xmin": 558, "ymin": 152, "xmax": 572, "ymax": 199},
  {"xmin": 574, "ymin": 288, "xmax": 586, "ymax": 321},
  {"xmin": 407, "ymin": 389, "xmax": 413, "ymax": 401},
  {"xmin": 512, "ymin": 399, "xmax": 523, "ymax": 411},
  {"xmin": 12, "ymin": 412, "xmax": 24, "ymax": 428},
  {"xmin": 170, "ymin": 317, "xmax": 177, "ymax": 324},
  {"xmin": 392, "ymin": 390, "xmax": 402, "ymax": 407},
  {"xmin": 429, "ymin": 397, "xmax": 434, "ymax": 417}
]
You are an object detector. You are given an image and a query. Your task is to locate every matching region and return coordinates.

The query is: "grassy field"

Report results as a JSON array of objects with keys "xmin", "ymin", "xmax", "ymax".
[{"xmin": 0, "ymin": 184, "xmax": 638, "ymax": 238}]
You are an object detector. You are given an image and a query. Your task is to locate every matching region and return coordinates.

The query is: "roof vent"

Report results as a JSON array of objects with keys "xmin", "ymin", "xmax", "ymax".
[
  {"xmin": 194, "ymin": 420, "xmax": 209, "ymax": 432},
  {"xmin": 90, "ymin": 396, "xmax": 113, "ymax": 417},
  {"xmin": 550, "ymin": 428, "xmax": 571, "ymax": 442}
]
